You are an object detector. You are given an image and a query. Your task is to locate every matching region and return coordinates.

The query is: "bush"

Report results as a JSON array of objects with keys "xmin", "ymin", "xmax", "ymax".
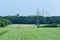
[
  {"xmin": 41, "ymin": 24, "xmax": 57, "ymax": 28},
  {"xmin": 0, "ymin": 18, "xmax": 11, "ymax": 27},
  {"xmin": 58, "ymin": 25, "xmax": 60, "ymax": 27}
]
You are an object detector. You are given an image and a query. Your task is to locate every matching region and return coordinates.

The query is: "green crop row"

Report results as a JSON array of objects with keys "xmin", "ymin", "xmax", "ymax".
[{"xmin": 0, "ymin": 28, "xmax": 60, "ymax": 40}]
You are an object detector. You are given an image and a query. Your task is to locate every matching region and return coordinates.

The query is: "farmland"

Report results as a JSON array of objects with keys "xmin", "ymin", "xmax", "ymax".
[{"xmin": 0, "ymin": 24, "xmax": 60, "ymax": 40}]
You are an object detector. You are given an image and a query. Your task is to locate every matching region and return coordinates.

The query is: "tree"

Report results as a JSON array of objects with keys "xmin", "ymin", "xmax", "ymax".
[{"xmin": 0, "ymin": 18, "xmax": 11, "ymax": 27}]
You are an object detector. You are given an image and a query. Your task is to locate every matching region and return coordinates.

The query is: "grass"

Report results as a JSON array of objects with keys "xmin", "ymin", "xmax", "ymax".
[
  {"xmin": 0, "ymin": 28, "xmax": 9, "ymax": 35},
  {"xmin": 0, "ymin": 24, "xmax": 60, "ymax": 40}
]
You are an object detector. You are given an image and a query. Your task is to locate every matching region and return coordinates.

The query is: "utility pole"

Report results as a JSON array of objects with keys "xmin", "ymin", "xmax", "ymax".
[
  {"xmin": 42, "ymin": 9, "xmax": 44, "ymax": 17},
  {"xmin": 42, "ymin": 9, "xmax": 45, "ymax": 24},
  {"xmin": 36, "ymin": 8, "xmax": 40, "ymax": 28},
  {"xmin": 16, "ymin": 13, "xmax": 20, "ymax": 24}
]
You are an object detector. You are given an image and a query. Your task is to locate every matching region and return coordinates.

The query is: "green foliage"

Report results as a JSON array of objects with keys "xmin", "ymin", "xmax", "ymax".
[
  {"xmin": 2, "ymin": 16, "xmax": 60, "ymax": 24},
  {"xmin": 0, "ymin": 18, "xmax": 11, "ymax": 27},
  {"xmin": 41, "ymin": 24, "xmax": 58, "ymax": 28}
]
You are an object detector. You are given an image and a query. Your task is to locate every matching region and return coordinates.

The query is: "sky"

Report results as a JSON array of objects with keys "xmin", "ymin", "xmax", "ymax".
[{"xmin": 0, "ymin": 0, "xmax": 60, "ymax": 16}]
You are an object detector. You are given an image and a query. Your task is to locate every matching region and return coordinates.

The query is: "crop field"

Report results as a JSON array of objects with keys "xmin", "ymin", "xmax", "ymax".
[{"xmin": 0, "ymin": 24, "xmax": 60, "ymax": 40}]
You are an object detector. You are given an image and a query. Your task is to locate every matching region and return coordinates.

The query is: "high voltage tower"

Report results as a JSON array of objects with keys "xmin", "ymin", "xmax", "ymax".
[
  {"xmin": 36, "ymin": 8, "xmax": 40, "ymax": 28},
  {"xmin": 36, "ymin": 8, "xmax": 49, "ymax": 28}
]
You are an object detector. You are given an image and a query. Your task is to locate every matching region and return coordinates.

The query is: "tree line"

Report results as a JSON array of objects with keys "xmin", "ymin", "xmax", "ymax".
[
  {"xmin": 0, "ymin": 18, "xmax": 11, "ymax": 27},
  {"xmin": 0, "ymin": 16, "xmax": 60, "ymax": 24}
]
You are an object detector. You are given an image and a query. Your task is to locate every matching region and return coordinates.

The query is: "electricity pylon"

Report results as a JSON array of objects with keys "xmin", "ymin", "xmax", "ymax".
[
  {"xmin": 42, "ymin": 9, "xmax": 45, "ymax": 24},
  {"xmin": 36, "ymin": 8, "xmax": 40, "ymax": 28},
  {"xmin": 36, "ymin": 9, "xmax": 50, "ymax": 27}
]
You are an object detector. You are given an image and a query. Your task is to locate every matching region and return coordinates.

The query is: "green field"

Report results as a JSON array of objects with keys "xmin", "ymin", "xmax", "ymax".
[{"xmin": 0, "ymin": 24, "xmax": 60, "ymax": 40}]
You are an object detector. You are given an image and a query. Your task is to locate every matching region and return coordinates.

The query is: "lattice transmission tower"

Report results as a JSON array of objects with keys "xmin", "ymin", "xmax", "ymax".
[{"xmin": 36, "ymin": 8, "xmax": 40, "ymax": 28}]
